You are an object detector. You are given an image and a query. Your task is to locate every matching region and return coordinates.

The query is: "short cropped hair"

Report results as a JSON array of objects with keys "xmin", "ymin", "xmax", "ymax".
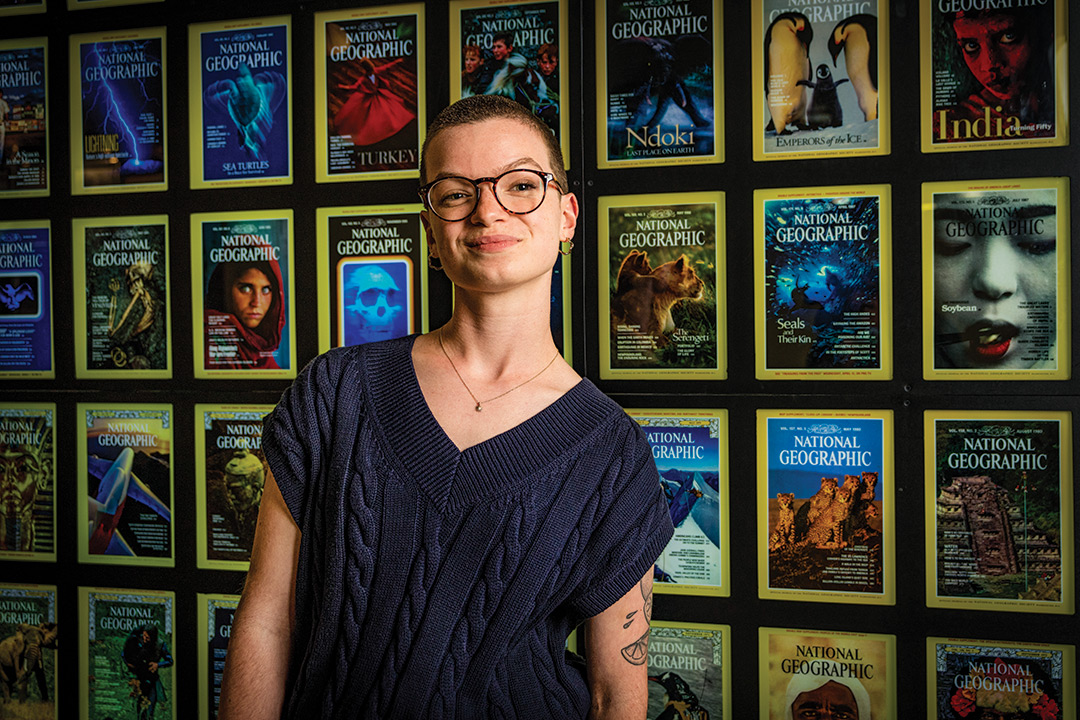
[{"xmin": 419, "ymin": 94, "xmax": 567, "ymax": 191}]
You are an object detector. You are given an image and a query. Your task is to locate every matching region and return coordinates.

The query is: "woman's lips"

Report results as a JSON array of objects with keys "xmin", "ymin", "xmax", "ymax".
[
  {"xmin": 467, "ymin": 235, "xmax": 519, "ymax": 252},
  {"xmin": 963, "ymin": 321, "xmax": 1020, "ymax": 360}
]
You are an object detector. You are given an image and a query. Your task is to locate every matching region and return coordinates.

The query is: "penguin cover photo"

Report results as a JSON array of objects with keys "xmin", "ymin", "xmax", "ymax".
[
  {"xmin": 647, "ymin": 622, "xmax": 731, "ymax": 720},
  {"xmin": 198, "ymin": 593, "xmax": 240, "ymax": 720},
  {"xmin": 315, "ymin": 204, "xmax": 427, "ymax": 353},
  {"xmin": 927, "ymin": 638, "xmax": 1075, "ymax": 720},
  {"xmin": 72, "ymin": 216, "xmax": 171, "ymax": 379},
  {"xmin": 921, "ymin": 0, "xmax": 1067, "ymax": 153},
  {"xmin": 190, "ymin": 16, "xmax": 291, "ymax": 189},
  {"xmin": 596, "ymin": 0, "xmax": 723, "ymax": 169},
  {"xmin": 315, "ymin": 4, "xmax": 424, "ymax": 182},
  {"xmin": 0, "ymin": 37, "xmax": 48, "ymax": 197},
  {"xmin": 69, "ymin": 27, "xmax": 166, "ymax": 193},
  {"xmin": 760, "ymin": 627, "xmax": 896, "ymax": 720},
  {"xmin": 0, "ymin": 583, "xmax": 57, "ymax": 718},
  {"xmin": 77, "ymin": 403, "xmax": 174, "ymax": 567},
  {"xmin": 195, "ymin": 404, "xmax": 273, "ymax": 571},
  {"xmin": 755, "ymin": 185, "xmax": 892, "ymax": 380},
  {"xmin": 79, "ymin": 587, "xmax": 176, "ymax": 720},
  {"xmin": 752, "ymin": 1, "xmax": 889, "ymax": 161}
]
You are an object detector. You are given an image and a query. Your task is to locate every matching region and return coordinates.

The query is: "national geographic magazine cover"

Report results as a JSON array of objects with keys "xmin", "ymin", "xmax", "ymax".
[
  {"xmin": 598, "ymin": 191, "xmax": 726, "ymax": 380},
  {"xmin": 752, "ymin": 0, "xmax": 890, "ymax": 160},
  {"xmin": 190, "ymin": 209, "xmax": 296, "ymax": 379},
  {"xmin": 927, "ymin": 637, "xmax": 1075, "ymax": 720},
  {"xmin": 760, "ymin": 626, "xmax": 896, "ymax": 720},
  {"xmin": 69, "ymin": 27, "xmax": 166, "ymax": 194},
  {"xmin": 596, "ymin": 0, "xmax": 723, "ymax": 169},
  {"xmin": 77, "ymin": 404, "xmax": 174, "ymax": 567},
  {"xmin": 197, "ymin": 593, "xmax": 239, "ymax": 720},
  {"xmin": 926, "ymin": 409, "xmax": 1074, "ymax": 614},
  {"xmin": 315, "ymin": 204, "xmax": 427, "ymax": 353},
  {"xmin": 628, "ymin": 409, "xmax": 728, "ymax": 597},
  {"xmin": 72, "ymin": 216, "xmax": 171, "ymax": 379},
  {"xmin": 0, "ymin": 220, "xmax": 52, "ymax": 378},
  {"xmin": 920, "ymin": 0, "xmax": 1068, "ymax": 153},
  {"xmin": 758, "ymin": 409, "xmax": 895, "ymax": 605},
  {"xmin": 449, "ymin": 0, "xmax": 569, "ymax": 169},
  {"xmin": 189, "ymin": 16, "xmax": 292, "ymax": 189},
  {"xmin": 648, "ymin": 621, "xmax": 731, "ymax": 720},
  {"xmin": 0, "ymin": 402, "xmax": 55, "ymax": 562},
  {"xmin": 0, "ymin": 583, "xmax": 57, "ymax": 718},
  {"xmin": 314, "ymin": 4, "xmax": 425, "ymax": 182},
  {"xmin": 79, "ymin": 587, "xmax": 174, "ymax": 720},
  {"xmin": 195, "ymin": 404, "xmax": 273, "ymax": 571},
  {"xmin": 922, "ymin": 177, "xmax": 1070, "ymax": 380},
  {"xmin": 0, "ymin": 37, "xmax": 48, "ymax": 197},
  {"xmin": 755, "ymin": 184, "xmax": 892, "ymax": 380}
]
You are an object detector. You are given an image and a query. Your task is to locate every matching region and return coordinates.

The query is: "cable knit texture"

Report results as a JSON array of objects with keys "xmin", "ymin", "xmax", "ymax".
[{"xmin": 263, "ymin": 335, "xmax": 674, "ymax": 719}]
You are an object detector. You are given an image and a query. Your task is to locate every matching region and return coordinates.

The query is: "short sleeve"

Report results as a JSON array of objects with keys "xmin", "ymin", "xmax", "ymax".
[
  {"xmin": 262, "ymin": 348, "xmax": 352, "ymax": 527},
  {"xmin": 566, "ymin": 419, "xmax": 674, "ymax": 619}
]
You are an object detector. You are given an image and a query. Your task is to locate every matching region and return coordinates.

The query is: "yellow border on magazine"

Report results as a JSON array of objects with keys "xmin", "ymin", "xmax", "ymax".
[
  {"xmin": 315, "ymin": 203, "xmax": 428, "ymax": 353},
  {"xmin": 314, "ymin": 3, "xmax": 425, "ymax": 183},
  {"xmin": 72, "ymin": 215, "xmax": 171, "ymax": 379},
  {"xmin": 188, "ymin": 15, "xmax": 292, "ymax": 189},
  {"xmin": 197, "ymin": 592, "xmax": 240, "ymax": 720},
  {"xmin": 651, "ymin": 621, "xmax": 732, "ymax": 718},
  {"xmin": 756, "ymin": 408, "xmax": 896, "ymax": 605},
  {"xmin": 920, "ymin": 0, "xmax": 1068, "ymax": 153},
  {"xmin": 190, "ymin": 208, "xmax": 297, "ymax": 380},
  {"xmin": 77, "ymin": 403, "xmax": 175, "ymax": 568},
  {"xmin": 752, "ymin": 0, "xmax": 891, "ymax": 161},
  {"xmin": 921, "ymin": 177, "xmax": 1070, "ymax": 380},
  {"xmin": 627, "ymin": 408, "xmax": 729, "ymax": 597},
  {"xmin": 924, "ymin": 409, "xmax": 1074, "ymax": 614},
  {"xmin": 0, "ymin": 583, "xmax": 57, "ymax": 720},
  {"xmin": 194, "ymin": 403, "xmax": 274, "ymax": 571},
  {"xmin": 449, "ymin": 0, "xmax": 570, "ymax": 171},
  {"xmin": 0, "ymin": 219, "xmax": 53, "ymax": 378},
  {"xmin": 0, "ymin": 1, "xmax": 45, "ymax": 16},
  {"xmin": 0, "ymin": 37, "xmax": 48, "ymax": 197},
  {"xmin": 754, "ymin": 184, "xmax": 893, "ymax": 380},
  {"xmin": 0, "ymin": 404, "xmax": 56, "ymax": 563},
  {"xmin": 597, "ymin": 190, "xmax": 726, "ymax": 381},
  {"xmin": 595, "ymin": 0, "xmax": 724, "ymax": 169},
  {"xmin": 69, "ymin": 0, "xmax": 161, "ymax": 9},
  {"xmin": 69, "ymin": 27, "xmax": 168, "ymax": 195}
]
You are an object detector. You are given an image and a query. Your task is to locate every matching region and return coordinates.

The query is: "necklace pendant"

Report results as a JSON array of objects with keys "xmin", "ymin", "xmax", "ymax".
[{"xmin": 475, "ymin": 402, "xmax": 483, "ymax": 412}]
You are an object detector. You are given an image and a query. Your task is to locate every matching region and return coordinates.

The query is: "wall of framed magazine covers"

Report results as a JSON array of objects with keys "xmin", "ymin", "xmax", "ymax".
[{"xmin": 1, "ymin": 0, "xmax": 1077, "ymax": 717}]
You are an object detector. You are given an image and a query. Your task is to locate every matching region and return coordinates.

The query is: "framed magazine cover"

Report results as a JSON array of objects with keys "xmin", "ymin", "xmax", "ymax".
[
  {"xmin": 314, "ymin": 4, "xmax": 425, "ymax": 183},
  {"xmin": 922, "ymin": 177, "xmax": 1070, "ymax": 380},
  {"xmin": 449, "ymin": 0, "xmax": 569, "ymax": 170},
  {"xmin": 648, "ymin": 621, "xmax": 731, "ymax": 719},
  {"xmin": 920, "ymin": 0, "xmax": 1068, "ymax": 152},
  {"xmin": 0, "ymin": 219, "xmax": 53, "ymax": 378},
  {"xmin": 755, "ymin": 184, "xmax": 892, "ymax": 380},
  {"xmin": 595, "ymin": 0, "xmax": 723, "ymax": 169},
  {"xmin": 0, "ymin": 37, "xmax": 49, "ymax": 197},
  {"xmin": 0, "ymin": 583, "xmax": 57, "ymax": 717},
  {"xmin": 925, "ymin": 409, "xmax": 1074, "ymax": 615},
  {"xmin": 751, "ymin": 0, "xmax": 890, "ymax": 161},
  {"xmin": 197, "ymin": 593, "xmax": 240, "ymax": 720},
  {"xmin": 0, "ymin": 403, "xmax": 55, "ymax": 562},
  {"xmin": 757, "ymin": 408, "xmax": 895, "ymax": 605},
  {"xmin": 598, "ymin": 190, "xmax": 726, "ymax": 381}
]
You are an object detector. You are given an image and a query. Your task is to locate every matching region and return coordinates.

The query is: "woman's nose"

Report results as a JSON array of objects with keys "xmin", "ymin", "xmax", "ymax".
[{"xmin": 971, "ymin": 240, "xmax": 1017, "ymax": 301}]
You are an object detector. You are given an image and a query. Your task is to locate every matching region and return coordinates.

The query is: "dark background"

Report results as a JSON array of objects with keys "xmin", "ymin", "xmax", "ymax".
[{"xmin": 1, "ymin": 0, "xmax": 1077, "ymax": 717}]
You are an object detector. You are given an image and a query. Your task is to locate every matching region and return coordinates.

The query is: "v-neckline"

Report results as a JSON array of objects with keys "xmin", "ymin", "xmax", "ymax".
[{"xmin": 365, "ymin": 335, "xmax": 614, "ymax": 511}]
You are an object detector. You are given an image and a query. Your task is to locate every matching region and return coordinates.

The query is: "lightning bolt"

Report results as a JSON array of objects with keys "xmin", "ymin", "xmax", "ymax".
[{"xmin": 83, "ymin": 40, "xmax": 161, "ymax": 167}]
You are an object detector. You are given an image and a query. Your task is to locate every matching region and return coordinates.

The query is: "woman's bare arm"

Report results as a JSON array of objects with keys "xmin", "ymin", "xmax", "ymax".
[
  {"xmin": 218, "ymin": 469, "xmax": 300, "ymax": 720},
  {"xmin": 584, "ymin": 569, "xmax": 653, "ymax": 720}
]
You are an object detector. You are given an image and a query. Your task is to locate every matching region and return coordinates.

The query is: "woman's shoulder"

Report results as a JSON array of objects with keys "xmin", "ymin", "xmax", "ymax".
[{"xmin": 302, "ymin": 335, "xmax": 416, "ymax": 382}]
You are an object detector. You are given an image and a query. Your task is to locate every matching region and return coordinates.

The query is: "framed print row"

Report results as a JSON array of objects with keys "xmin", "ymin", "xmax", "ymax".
[{"xmin": 8, "ymin": 582, "xmax": 1074, "ymax": 720}]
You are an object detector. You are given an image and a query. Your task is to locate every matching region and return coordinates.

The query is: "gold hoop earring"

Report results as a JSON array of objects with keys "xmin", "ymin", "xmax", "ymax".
[
  {"xmin": 558, "ymin": 238, "xmax": 574, "ymax": 256},
  {"xmin": 428, "ymin": 254, "xmax": 443, "ymax": 271}
]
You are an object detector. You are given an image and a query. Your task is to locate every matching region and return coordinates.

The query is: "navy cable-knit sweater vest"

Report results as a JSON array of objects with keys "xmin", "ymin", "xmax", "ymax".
[{"xmin": 263, "ymin": 335, "xmax": 674, "ymax": 719}]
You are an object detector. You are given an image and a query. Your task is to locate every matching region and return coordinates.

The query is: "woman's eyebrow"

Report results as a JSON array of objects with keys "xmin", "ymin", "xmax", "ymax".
[
  {"xmin": 1013, "ymin": 204, "xmax": 1056, "ymax": 220},
  {"xmin": 934, "ymin": 208, "xmax": 973, "ymax": 223}
]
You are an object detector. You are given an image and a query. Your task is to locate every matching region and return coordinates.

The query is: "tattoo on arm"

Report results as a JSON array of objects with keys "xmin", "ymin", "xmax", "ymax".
[{"xmin": 619, "ymin": 578, "xmax": 653, "ymax": 666}]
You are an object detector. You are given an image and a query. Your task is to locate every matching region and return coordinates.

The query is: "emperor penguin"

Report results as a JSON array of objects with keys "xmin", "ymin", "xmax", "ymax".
[
  {"xmin": 828, "ymin": 14, "xmax": 878, "ymax": 121},
  {"xmin": 764, "ymin": 12, "xmax": 813, "ymax": 134}
]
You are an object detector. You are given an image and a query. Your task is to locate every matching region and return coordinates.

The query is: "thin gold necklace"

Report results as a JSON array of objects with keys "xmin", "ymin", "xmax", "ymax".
[{"xmin": 437, "ymin": 328, "xmax": 560, "ymax": 412}]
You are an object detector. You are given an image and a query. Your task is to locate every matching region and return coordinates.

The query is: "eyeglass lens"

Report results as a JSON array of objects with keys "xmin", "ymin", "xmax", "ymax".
[{"xmin": 427, "ymin": 170, "xmax": 549, "ymax": 220}]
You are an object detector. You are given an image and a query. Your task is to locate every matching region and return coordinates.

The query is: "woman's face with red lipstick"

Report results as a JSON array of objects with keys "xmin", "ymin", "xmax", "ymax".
[{"xmin": 933, "ymin": 190, "xmax": 1057, "ymax": 369}]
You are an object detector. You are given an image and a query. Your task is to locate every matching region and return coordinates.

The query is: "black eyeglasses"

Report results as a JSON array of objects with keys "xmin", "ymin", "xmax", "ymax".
[{"xmin": 418, "ymin": 168, "xmax": 561, "ymax": 222}]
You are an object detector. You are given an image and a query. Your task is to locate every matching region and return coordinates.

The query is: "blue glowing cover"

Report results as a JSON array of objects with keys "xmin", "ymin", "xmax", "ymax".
[{"xmin": 0, "ymin": 221, "xmax": 52, "ymax": 377}]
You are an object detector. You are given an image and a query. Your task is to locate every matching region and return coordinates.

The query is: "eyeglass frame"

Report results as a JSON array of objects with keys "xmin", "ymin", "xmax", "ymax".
[{"xmin": 417, "ymin": 168, "xmax": 563, "ymax": 222}]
